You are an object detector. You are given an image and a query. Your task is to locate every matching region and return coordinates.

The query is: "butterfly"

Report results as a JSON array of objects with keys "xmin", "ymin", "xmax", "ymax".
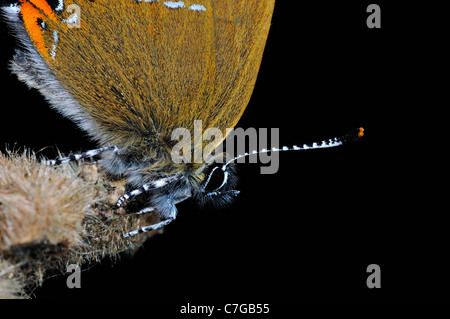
[
  {"xmin": 2, "ymin": 0, "xmax": 277, "ymax": 236},
  {"xmin": 3, "ymin": 0, "xmax": 363, "ymax": 237}
]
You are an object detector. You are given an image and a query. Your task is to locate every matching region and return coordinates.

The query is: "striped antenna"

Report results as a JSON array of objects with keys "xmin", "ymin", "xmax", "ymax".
[
  {"xmin": 223, "ymin": 127, "xmax": 364, "ymax": 168},
  {"xmin": 201, "ymin": 127, "xmax": 364, "ymax": 193}
]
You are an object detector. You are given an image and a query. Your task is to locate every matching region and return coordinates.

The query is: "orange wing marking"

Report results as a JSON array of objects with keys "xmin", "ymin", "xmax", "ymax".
[{"xmin": 19, "ymin": 0, "xmax": 57, "ymax": 58}]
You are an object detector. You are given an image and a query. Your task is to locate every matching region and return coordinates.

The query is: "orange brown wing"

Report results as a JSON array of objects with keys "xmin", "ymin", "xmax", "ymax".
[{"xmin": 7, "ymin": 0, "xmax": 275, "ymax": 154}]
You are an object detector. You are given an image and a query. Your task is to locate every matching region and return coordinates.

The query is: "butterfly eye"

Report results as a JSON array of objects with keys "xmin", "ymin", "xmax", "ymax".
[{"xmin": 202, "ymin": 165, "xmax": 229, "ymax": 193}]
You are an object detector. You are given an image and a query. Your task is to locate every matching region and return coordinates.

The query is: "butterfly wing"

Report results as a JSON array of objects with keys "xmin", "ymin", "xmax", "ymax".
[{"xmin": 5, "ymin": 0, "xmax": 274, "ymax": 149}]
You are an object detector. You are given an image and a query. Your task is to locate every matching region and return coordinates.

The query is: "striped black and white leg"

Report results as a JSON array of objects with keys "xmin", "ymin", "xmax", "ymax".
[
  {"xmin": 123, "ymin": 218, "xmax": 174, "ymax": 238},
  {"xmin": 135, "ymin": 206, "xmax": 155, "ymax": 215},
  {"xmin": 115, "ymin": 173, "xmax": 183, "ymax": 208},
  {"xmin": 206, "ymin": 190, "xmax": 240, "ymax": 198},
  {"xmin": 44, "ymin": 146, "xmax": 119, "ymax": 166}
]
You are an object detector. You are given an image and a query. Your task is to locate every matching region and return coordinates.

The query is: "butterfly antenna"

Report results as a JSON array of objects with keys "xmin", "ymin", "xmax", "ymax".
[{"xmin": 223, "ymin": 127, "xmax": 364, "ymax": 168}]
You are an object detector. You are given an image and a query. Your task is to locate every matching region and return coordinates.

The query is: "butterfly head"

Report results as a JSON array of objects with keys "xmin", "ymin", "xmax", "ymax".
[{"xmin": 114, "ymin": 153, "xmax": 239, "ymax": 221}]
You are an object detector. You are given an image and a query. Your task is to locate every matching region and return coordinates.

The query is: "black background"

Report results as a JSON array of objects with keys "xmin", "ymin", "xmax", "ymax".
[{"xmin": 0, "ymin": 0, "xmax": 445, "ymax": 303}]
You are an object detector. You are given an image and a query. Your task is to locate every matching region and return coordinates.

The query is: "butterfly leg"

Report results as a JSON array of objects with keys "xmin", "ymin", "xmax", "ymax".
[
  {"xmin": 45, "ymin": 146, "xmax": 118, "ymax": 165},
  {"xmin": 206, "ymin": 190, "xmax": 240, "ymax": 198},
  {"xmin": 135, "ymin": 206, "xmax": 155, "ymax": 215},
  {"xmin": 123, "ymin": 218, "xmax": 174, "ymax": 238},
  {"xmin": 123, "ymin": 191, "xmax": 180, "ymax": 238},
  {"xmin": 115, "ymin": 173, "xmax": 183, "ymax": 208}
]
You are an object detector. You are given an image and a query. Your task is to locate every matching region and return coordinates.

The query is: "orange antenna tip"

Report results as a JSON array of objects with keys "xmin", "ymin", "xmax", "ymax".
[{"xmin": 358, "ymin": 127, "xmax": 365, "ymax": 137}]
